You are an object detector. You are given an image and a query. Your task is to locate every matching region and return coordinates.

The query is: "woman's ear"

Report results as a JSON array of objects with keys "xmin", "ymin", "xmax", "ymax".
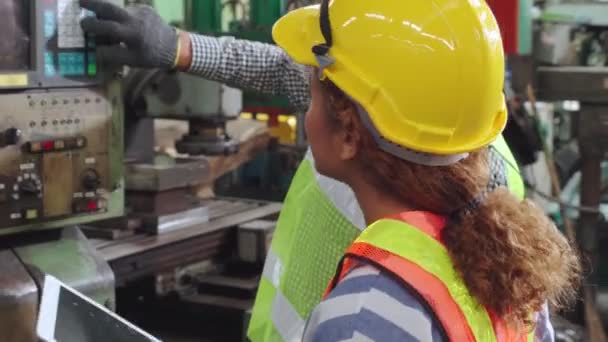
[{"xmin": 334, "ymin": 102, "xmax": 361, "ymax": 161}]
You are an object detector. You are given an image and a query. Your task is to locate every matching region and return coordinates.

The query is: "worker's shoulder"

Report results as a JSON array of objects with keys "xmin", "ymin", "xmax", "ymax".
[{"xmin": 304, "ymin": 265, "xmax": 445, "ymax": 342}]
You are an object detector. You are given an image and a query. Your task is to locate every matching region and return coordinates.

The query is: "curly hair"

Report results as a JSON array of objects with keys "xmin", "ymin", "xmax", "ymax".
[{"xmin": 321, "ymin": 80, "xmax": 581, "ymax": 328}]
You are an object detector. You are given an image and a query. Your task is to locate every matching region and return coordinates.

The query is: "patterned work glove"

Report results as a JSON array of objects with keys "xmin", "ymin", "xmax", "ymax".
[{"xmin": 79, "ymin": 0, "xmax": 179, "ymax": 69}]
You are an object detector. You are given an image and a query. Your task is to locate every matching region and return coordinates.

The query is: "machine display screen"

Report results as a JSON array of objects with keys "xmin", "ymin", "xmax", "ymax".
[{"xmin": 0, "ymin": 0, "xmax": 31, "ymax": 71}]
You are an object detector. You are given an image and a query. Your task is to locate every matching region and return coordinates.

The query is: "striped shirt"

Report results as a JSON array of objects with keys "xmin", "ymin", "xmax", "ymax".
[{"xmin": 186, "ymin": 33, "xmax": 555, "ymax": 342}]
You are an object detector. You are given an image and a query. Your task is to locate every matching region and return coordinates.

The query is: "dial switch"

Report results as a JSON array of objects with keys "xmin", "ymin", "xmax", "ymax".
[
  {"xmin": 0, "ymin": 128, "xmax": 22, "ymax": 147},
  {"xmin": 19, "ymin": 179, "xmax": 38, "ymax": 195},
  {"xmin": 81, "ymin": 169, "xmax": 101, "ymax": 191},
  {"xmin": 18, "ymin": 177, "xmax": 42, "ymax": 198}
]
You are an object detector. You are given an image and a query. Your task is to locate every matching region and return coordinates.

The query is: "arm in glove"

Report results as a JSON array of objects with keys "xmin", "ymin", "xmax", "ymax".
[{"xmin": 79, "ymin": 0, "xmax": 185, "ymax": 69}]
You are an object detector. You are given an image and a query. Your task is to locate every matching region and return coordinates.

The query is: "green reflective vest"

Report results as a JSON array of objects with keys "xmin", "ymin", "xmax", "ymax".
[
  {"xmin": 327, "ymin": 216, "xmax": 534, "ymax": 342},
  {"xmin": 247, "ymin": 135, "xmax": 523, "ymax": 342}
]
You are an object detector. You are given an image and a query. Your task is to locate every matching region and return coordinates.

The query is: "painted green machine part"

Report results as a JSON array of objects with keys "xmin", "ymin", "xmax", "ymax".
[
  {"xmin": 0, "ymin": 226, "xmax": 116, "ymax": 341},
  {"xmin": 14, "ymin": 226, "xmax": 116, "ymax": 309},
  {"xmin": 189, "ymin": 0, "xmax": 223, "ymax": 33},
  {"xmin": 186, "ymin": 0, "xmax": 292, "ymax": 111}
]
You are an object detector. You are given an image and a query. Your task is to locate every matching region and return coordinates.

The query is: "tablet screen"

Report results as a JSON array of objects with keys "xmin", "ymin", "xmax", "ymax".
[{"xmin": 38, "ymin": 275, "xmax": 161, "ymax": 342}]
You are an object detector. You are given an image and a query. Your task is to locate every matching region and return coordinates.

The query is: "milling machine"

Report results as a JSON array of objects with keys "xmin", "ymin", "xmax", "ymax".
[
  {"xmin": 0, "ymin": 0, "xmax": 124, "ymax": 340},
  {"xmin": 112, "ymin": 69, "xmax": 244, "ymax": 235},
  {"xmin": 106, "ymin": 0, "xmax": 299, "ymax": 235},
  {"xmin": 0, "ymin": 1, "xmax": 282, "ymax": 340}
]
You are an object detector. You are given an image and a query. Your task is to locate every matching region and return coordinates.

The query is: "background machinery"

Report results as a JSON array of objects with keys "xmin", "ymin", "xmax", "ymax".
[{"xmin": 533, "ymin": 0, "xmax": 608, "ymax": 337}]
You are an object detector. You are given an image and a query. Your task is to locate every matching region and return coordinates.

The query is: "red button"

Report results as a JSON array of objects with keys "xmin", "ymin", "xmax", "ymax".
[
  {"xmin": 42, "ymin": 141, "xmax": 54, "ymax": 151},
  {"xmin": 86, "ymin": 201, "xmax": 98, "ymax": 211}
]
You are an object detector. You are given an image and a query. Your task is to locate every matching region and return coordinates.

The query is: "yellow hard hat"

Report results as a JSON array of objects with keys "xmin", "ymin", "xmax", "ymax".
[{"xmin": 273, "ymin": 0, "xmax": 508, "ymax": 160}]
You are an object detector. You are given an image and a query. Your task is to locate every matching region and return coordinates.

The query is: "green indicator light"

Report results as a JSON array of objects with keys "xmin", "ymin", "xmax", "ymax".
[{"xmin": 88, "ymin": 64, "xmax": 97, "ymax": 76}]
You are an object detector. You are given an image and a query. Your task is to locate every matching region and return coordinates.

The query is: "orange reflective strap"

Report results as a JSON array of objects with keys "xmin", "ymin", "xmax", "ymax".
[
  {"xmin": 387, "ymin": 211, "xmax": 447, "ymax": 241},
  {"xmin": 340, "ymin": 242, "xmax": 476, "ymax": 341},
  {"xmin": 488, "ymin": 310, "xmax": 529, "ymax": 342}
]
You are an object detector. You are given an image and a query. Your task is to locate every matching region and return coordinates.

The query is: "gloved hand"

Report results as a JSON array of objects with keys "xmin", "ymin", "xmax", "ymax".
[{"xmin": 79, "ymin": 0, "xmax": 179, "ymax": 69}]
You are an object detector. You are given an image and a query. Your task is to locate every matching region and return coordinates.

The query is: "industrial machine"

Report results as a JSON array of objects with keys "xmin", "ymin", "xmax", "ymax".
[
  {"xmin": 0, "ymin": 0, "xmax": 124, "ymax": 340},
  {"xmin": 0, "ymin": 0, "xmax": 124, "ymax": 234},
  {"xmin": 0, "ymin": 1, "xmax": 282, "ymax": 340},
  {"xmin": 187, "ymin": 0, "xmax": 316, "ymax": 147},
  {"xmin": 108, "ymin": 0, "xmax": 291, "ymax": 236},
  {"xmin": 534, "ymin": 0, "xmax": 608, "ymax": 331},
  {"xmin": 537, "ymin": 0, "xmax": 608, "ymax": 66}
]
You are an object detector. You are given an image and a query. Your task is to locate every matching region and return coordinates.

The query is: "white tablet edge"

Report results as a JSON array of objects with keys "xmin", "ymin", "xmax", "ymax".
[
  {"xmin": 37, "ymin": 274, "xmax": 61, "ymax": 342},
  {"xmin": 36, "ymin": 274, "xmax": 162, "ymax": 342}
]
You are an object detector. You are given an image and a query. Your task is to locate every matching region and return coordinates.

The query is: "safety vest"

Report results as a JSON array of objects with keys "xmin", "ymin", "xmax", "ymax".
[
  {"xmin": 247, "ymin": 135, "xmax": 524, "ymax": 342},
  {"xmin": 324, "ymin": 212, "xmax": 534, "ymax": 342}
]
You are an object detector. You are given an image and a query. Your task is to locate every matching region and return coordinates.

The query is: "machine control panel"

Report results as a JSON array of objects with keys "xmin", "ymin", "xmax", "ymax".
[
  {"xmin": 42, "ymin": 0, "xmax": 98, "ymax": 81},
  {"xmin": 0, "ymin": 0, "xmax": 123, "ymax": 90},
  {"xmin": 0, "ymin": 89, "xmax": 115, "ymax": 229},
  {"xmin": 0, "ymin": 0, "xmax": 124, "ymax": 233}
]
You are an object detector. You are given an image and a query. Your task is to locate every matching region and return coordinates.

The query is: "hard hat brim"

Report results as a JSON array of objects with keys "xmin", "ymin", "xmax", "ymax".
[{"xmin": 272, "ymin": 5, "xmax": 322, "ymax": 68}]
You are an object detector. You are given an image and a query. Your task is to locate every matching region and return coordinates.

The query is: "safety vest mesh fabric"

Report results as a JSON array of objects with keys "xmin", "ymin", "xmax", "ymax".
[
  {"xmin": 495, "ymin": 135, "xmax": 525, "ymax": 200},
  {"xmin": 247, "ymin": 136, "xmax": 524, "ymax": 342},
  {"xmin": 248, "ymin": 158, "xmax": 361, "ymax": 341},
  {"xmin": 329, "ymin": 216, "xmax": 533, "ymax": 342}
]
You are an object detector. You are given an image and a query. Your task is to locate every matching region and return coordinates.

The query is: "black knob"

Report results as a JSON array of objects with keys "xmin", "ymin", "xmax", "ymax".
[
  {"xmin": 82, "ymin": 169, "xmax": 101, "ymax": 191},
  {"xmin": 1, "ymin": 128, "xmax": 21, "ymax": 147},
  {"xmin": 19, "ymin": 179, "xmax": 38, "ymax": 195}
]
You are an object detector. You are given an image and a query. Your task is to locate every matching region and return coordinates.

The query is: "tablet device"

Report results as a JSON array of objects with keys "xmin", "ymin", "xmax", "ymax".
[{"xmin": 37, "ymin": 274, "xmax": 162, "ymax": 342}]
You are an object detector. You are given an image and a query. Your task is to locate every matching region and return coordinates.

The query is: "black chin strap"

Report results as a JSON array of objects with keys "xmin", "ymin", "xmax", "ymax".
[{"xmin": 312, "ymin": 0, "xmax": 333, "ymax": 56}]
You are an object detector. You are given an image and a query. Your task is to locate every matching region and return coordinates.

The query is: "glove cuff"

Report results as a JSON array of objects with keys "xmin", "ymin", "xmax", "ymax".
[
  {"xmin": 158, "ymin": 27, "xmax": 179, "ymax": 69},
  {"xmin": 172, "ymin": 29, "xmax": 183, "ymax": 69}
]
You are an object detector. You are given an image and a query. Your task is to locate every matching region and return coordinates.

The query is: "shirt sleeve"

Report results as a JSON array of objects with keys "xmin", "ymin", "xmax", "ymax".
[
  {"xmin": 187, "ymin": 33, "xmax": 311, "ymax": 113},
  {"xmin": 535, "ymin": 303, "xmax": 555, "ymax": 342},
  {"xmin": 303, "ymin": 266, "xmax": 445, "ymax": 342}
]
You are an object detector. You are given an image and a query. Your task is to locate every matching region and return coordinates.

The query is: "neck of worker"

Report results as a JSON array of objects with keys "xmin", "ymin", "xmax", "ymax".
[{"xmin": 347, "ymin": 177, "xmax": 414, "ymax": 226}]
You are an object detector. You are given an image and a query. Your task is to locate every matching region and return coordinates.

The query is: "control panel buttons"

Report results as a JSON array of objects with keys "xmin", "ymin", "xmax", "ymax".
[
  {"xmin": 29, "ymin": 142, "xmax": 42, "ymax": 153},
  {"xmin": 87, "ymin": 53, "xmax": 97, "ymax": 76},
  {"xmin": 73, "ymin": 199, "xmax": 106, "ymax": 213},
  {"xmin": 75, "ymin": 137, "xmax": 86, "ymax": 148},
  {"xmin": 44, "ymin": 10, "xmax": 56, "ymax": 39},
  {"xmin": 41, "ymin": 141, "xmax": 54, "ymax": 151},
  {"xmin": 44, "ymin": 52, "xmax": 56, "ymax": 77},
  {"xmin": 27, "ymin": 136, "xmax": 87, "ymax": 153},
  {"xmin": 54, "ymin": 140, "xmax": 66, "ymax": 150},
  {"xmin": 58, "ymin": 52, "xmax": 85, "ymax": 76},
  {"xmin": 81, "ymin": 169, "xmax": 101, "ymax": 191},
  {"xmin": 19, "ymin": 179, "xmax": 40, "ymax": 196},
  {"xmin": 0, "ymin": 128, "xmax": 22, "ymax": 147},
  {"xmin": 0, "ymin": 184, "xmax": 6, "ymax": 203},
  {"xmin": 24, "ymin": 209, "xmax": 39, "ymax": 220}
]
